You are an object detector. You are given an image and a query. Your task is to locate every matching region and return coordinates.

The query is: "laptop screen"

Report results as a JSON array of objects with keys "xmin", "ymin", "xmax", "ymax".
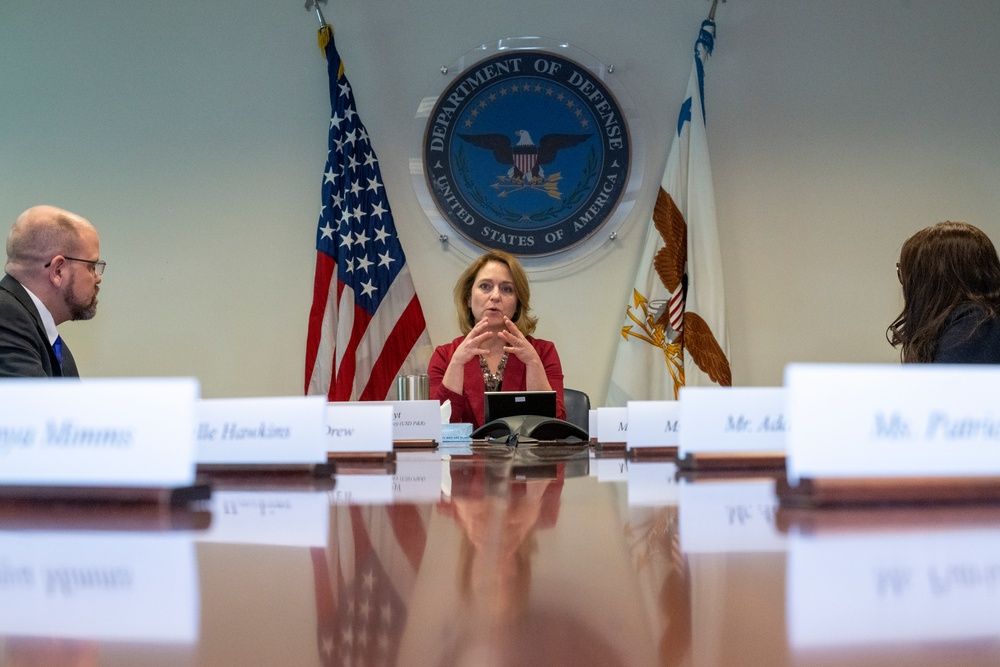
[{"xmin": 484, "ymin": 390, "xmax": 557, "ymax": 423}]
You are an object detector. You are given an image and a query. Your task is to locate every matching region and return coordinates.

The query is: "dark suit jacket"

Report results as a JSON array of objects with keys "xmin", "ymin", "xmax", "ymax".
[
  {"xmin": 0, "ymin": 274, "xmax": 78, "ymax": 377},
  {"xmin": 935, "ymin": 303, "xmax": 1000, "ymax": 364}
]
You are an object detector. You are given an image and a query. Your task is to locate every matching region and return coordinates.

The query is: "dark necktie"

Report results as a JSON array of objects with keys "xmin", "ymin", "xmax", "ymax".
[
  {"xmin": 53, "ymin": 335, "xmax": 64, "ymax": 370},
  {"xmin": 53, "ymin": 335, "xmax": 80, "ymax": 377}
]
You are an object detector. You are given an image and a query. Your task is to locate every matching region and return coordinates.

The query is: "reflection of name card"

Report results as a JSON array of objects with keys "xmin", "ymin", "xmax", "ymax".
[
  {"xmin": 394, "ymin": 452, "xmax": 444, "ymax": 502},
  {"xmin": 329, "ymin": 474, "xmax": 394, "ymax": 504},
  {"xmin": 596, "ymin": 407, "xmax": 629, "ymax": 444},
  {"xmin": 627, "ymin": 462, "xmax": 679, "ymax": 505},
  {"xmin": 196, "ymin": 491, "xmax": 329, "ymax": 547},
  {"xmin": 0, "ymin": 531, "xmax": 198, "ymax": 641},
  {"xmin": 197, "ymin": 396, "xmax": 327, "ymax": 464},
  {"xmin": 627, "ymin": 401, "xmax": 679, "ymax": 450},
  {"xmin": 326, "ymin": 403, "xmax": 393, "ymax": 454},
  {"xmin": 679, "ymin": 480, "xmax": 785, "ymax": 553},
  {"xmin": 788, "ymin": 527, "xmax": 1000, "ymax": 646},
  {"xmin": 679, "ymin": 387, "xmax": 787, "ymax": 456},
  {"xmin": 785, "ymin": 364, "xmax": 1000, "ymax": 483},
  {"xmin": 367, "ymin": 400, "xmax": 443, "ymax": 444},
  {"xmin": 592, "ymin": 456, "xmax": 629, "ymax": 482},
  {"xmin": 0, "ymin": 378, "xmax": 199, "ymax": 487}
]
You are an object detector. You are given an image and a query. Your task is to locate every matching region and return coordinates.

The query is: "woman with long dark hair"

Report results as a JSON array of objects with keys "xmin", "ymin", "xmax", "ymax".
[{"xmin": 887, "ymin": 221, "xmax": 1000, "ymax": 363}]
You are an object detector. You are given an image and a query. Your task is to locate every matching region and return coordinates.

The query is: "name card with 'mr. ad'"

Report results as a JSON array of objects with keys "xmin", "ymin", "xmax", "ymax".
[
  {"xmin": 785, "ymin": 363, "xmax": 1000, "ymax": 483},
  {"xmin": 0, "ymin": 377, "xmax": 199, "ymax": 487},
  {"xmin": 678, "ymin": 386, "xmax": 787, "ymax": 457}
]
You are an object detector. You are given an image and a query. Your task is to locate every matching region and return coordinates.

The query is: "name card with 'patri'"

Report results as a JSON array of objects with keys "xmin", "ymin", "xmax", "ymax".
[
  {"xmin": 626, "ymin": 401, "xmax": 679, "ymax": 450},
  {"xmin": 679, "ymin": 387, "xmax": 787, "ymax": 457},
  {"xmin": 197, "ymin": 396, "xmax": 327, "ymax": 464},
  {"xmin": 326, "ymin": 403, "xmax": 393, "ymax": 454},
  {"xmin": 785, "ymin": 363, "xmax": 1000, "ymax": 483},
  {"xmin": 0, "ymin": 377, "xmax": 199, "ymax": 487}
]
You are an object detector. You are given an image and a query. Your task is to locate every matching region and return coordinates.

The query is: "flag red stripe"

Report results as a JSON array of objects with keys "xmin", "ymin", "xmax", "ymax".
[
  {"xmin": 305, "ymin": 252, "xmax": 337, "ymax": 394},
  {"xmin": 331, "ymin": 301, "xmax": 372, "ymax": 401},
  {"xmin": 360, "ymin": 296, "xmax": 428, "ymax": 400}
]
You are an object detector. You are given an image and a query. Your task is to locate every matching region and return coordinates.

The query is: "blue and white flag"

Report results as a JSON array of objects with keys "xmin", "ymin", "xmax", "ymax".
[{"xmin": 608, "ymin": 19, "xmax": 731, "ymax": 404}]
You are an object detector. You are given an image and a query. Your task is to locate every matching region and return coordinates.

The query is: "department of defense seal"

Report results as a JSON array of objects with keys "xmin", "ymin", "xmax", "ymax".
[{"xmin": 423, "ymin": 50, "xmax": 631, "ymax": 256}]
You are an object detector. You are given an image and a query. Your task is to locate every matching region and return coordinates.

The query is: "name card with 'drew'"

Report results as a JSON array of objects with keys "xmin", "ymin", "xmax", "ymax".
[
  {"xmin": 326, "ymin": 403, "xmax": 393, "ymax": 454},
  {"xmin": 596, "ymin": 407, "xmax": 629, "ymax": 444},
  {"xmin": 196, "ymin": 396, "xmax": 327, "ymax": 464},
  {"xmin": 0, "ymin": 377, "xmax": 199, "ymax": 487},
  {"xmin": 626, "ymin": 401, "xmax": 680, "ymax": 450},
  {"xmin": 367, "ymin": 400, "xmax": 443, "ymax": 443},
  {"xmin": 679, "ymin": 387, "xmax": 787, "ymax": 457},
  {"xmin": 785, "ymin": 364, "xmax": 1000, "ymax": 483}
]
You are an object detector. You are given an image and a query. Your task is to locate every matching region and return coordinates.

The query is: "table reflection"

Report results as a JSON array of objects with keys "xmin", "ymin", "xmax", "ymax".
[{"xmin": 5, "ymin": 448, "xmax": 1000, "ymax": 666}]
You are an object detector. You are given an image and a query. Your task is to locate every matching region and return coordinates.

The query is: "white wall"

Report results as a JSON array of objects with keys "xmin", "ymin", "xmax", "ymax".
[{"xmin": 3, "ymin": 1, "xmax": 999, "ymax": 402}]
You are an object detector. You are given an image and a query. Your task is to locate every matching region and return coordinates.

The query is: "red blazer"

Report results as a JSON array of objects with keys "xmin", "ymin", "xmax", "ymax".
[{"xmin": 428, "ymin": 335, "xmax": 566, "ymax": 429}]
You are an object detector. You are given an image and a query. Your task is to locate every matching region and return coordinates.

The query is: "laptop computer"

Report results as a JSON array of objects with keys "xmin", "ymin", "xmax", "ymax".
[{"xmin": 484, "ymin": 390, "xmax": 557, "ymax": 424}]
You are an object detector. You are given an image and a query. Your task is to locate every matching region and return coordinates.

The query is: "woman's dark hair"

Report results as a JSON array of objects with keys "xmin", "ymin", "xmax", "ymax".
[{"xmin": 887, "ymin": 221, "xmax": 1000, "ymax": 362}]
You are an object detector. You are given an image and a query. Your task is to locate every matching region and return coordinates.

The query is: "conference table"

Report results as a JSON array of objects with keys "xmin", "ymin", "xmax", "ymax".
[{"xmin": 2, "ymin": 442, "xmax": 999, "ymax": 666}]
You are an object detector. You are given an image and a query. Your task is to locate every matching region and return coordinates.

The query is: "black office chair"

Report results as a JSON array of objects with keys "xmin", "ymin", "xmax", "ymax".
[{"xmin": 563, "ymin": 388, "xmax": 591, "ymax": 435}]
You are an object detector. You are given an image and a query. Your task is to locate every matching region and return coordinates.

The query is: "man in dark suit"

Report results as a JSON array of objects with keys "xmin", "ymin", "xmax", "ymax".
[{"xmin": 0, "ymin": 205, "xmax": 104, "ymax": 377}]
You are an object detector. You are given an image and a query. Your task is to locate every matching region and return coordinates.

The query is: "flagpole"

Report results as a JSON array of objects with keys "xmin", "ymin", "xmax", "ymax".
[
  {"xmin": 708, "ymin": 0, "xmax": 725, "ymax": 21},
  {"xmin": 304, "ymin": 0, "xmax": 328, "ymax": 28}
]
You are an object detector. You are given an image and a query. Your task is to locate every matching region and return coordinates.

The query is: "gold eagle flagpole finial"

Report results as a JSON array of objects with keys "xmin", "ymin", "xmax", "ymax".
[{"xmin": 304, "ymin": 0, "xmax": 332, "ymax": 52}]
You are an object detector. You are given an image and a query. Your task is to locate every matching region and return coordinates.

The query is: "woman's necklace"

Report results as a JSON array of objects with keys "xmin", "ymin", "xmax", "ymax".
[{"xmin": 480, "ymin": 351, "xmax": 509, "ymax": 392}]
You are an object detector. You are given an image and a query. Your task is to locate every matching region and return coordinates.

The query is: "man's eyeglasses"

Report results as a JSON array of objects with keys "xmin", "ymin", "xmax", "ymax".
[{"xmin": 44, "ymin": 256, "xmax": 106, "ymax": 276}]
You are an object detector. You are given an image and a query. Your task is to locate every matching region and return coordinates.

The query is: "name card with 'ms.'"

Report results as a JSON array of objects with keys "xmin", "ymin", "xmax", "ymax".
[
  {"xmin": 596, "ymin": 407, "xmax": 629, "ymax": 445},
  {"xmin": 196, "ymin": 396, "xmax": 328, "ymax": 465},
  {"xmin": 0, "ymin": 377, "xmax": 199, "ymax": 487},
  {"xmin": 626, "ymin": 401, "xmax": 680, "ymax": 450},
  {"xmin": 785, "ymin": 363, "xmax": 1000, "ymax": 483}
]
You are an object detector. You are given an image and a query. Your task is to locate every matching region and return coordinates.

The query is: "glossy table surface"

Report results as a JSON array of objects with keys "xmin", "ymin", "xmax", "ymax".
[{"xmin": 2, "ymin": 443, "xmax": 1000, "ymax": 666}]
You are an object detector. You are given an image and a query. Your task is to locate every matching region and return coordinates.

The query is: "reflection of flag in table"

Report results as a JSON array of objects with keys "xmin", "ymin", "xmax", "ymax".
[
  {"xmin": 607, "ymin": 19, "xmax": 730, "ymax": 404},
  {"xmin": 305, "ymin": 24, "xmax": 431, "ymax": 401},
  {"xmin": 624, "ymin": 506, "xmax": 691, "ymax": 667},
  {"xmin": 313, "ymin": 504, "xmax": 429, "ymax": 667}
]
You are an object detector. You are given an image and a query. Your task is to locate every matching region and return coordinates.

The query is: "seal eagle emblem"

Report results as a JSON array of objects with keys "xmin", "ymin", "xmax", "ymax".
[{"xmin": 423, "ymin": 50, "xmax": 631, "ymax": 256}]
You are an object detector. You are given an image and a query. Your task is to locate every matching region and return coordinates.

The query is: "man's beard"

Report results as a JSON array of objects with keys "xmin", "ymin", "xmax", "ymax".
[{"xmin": 65, "ymin": 275, "xmax": 98, "ymax": 321}]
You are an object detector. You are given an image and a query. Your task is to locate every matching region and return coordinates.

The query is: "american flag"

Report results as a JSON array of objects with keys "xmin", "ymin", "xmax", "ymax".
[
  {"xmin": 313, "ymin": 504, "xmax": 430, "ymax": 667},
  {"xmin": 305, "ymin": 25, "xmax": 431, "ymax": 401}
]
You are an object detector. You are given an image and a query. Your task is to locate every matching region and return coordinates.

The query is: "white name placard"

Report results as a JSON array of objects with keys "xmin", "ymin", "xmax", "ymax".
[
  {"xmin": 785, "ymin": 364, "xmax": 1000, "ymax": 483},
  {"xmin": 367, "ymin": 400, "xmax": 443, "ymax": 443},
  {"xmin": 788, "ymin": 527, "xmax": 1000, "ymax": 646},
  {"xmin": 678, "ymin": 387, "xmax": 787, "ymax": 457},
  {"xmin": 626, "ymin": 462, "xmax": 680, "ymax": 506},
  {"xmin": 326, "ymin": 403, "xmax": 393, "ymax": 454},
  {"xmin": 678, "ymin": 479, "xmax": 785, "ymax": 553},
  {"xmin": 627, "ymin": 401, "xmax": 680, "ymax": 450},
  {"xmin": 0, "ymin": 531, "xmax": 198, "ymax": 641},
  {"xmin": 196, "ymin": 491, "xmax": 330, "ymax": 547},
  {"xmin": 196, "ymin": 396, "xmax": 327, "ymax": 464},
  {"xmin": 0, "ymin": 377, "xmax": 199, "ymax": 487},
  {"xmin": 596, "ymin": 407, "xmax": 629, "ymax": 444}
]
